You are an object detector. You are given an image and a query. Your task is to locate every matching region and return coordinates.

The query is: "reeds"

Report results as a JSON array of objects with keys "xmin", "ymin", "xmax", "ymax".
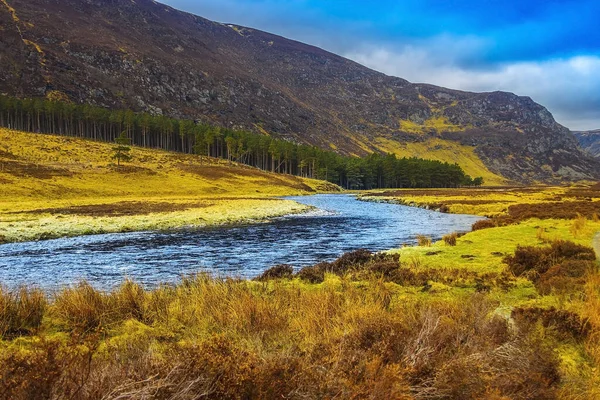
[{"xmin": 0, "ymin": 286, "xmax": 46, "ymax": 338}]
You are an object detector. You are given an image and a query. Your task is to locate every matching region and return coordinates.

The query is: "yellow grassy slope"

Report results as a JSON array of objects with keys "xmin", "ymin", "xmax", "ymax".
[
  {"xmin": 374, "ymin": 137, "xmax": 507, "ymax": 186},
  {"xmin": 0, "ymin": 129, "xmax": 334, "ymax": 242}
]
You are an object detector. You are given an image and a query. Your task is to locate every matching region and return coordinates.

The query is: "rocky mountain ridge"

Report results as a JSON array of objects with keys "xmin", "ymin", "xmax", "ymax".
[
  {"xmin": 573, "ymin": 130, "xmax": 600, "ymax": 158},
  {"xmin": 1, "ymin": 0, "xmax": 598, "ymax": 183}
]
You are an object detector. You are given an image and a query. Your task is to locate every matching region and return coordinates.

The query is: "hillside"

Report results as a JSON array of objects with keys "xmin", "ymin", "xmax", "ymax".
[
  {"xmin": 1, "ymin": 0, "xmax": 599, "ymax": 183},
  {"xmin": 0, "ymin": 129, "xmax": 335, "ymax": 242},
  {"xmin": 573, "ymin": 130, "xmax": 600, "ymax": 157}
]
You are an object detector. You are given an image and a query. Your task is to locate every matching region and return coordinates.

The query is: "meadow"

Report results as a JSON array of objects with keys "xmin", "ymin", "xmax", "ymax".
[
  {"xmin": 2, "ymin": 129, "xmax": 600, "ymax": 398},
  {"xmin": 0, "ymin": 129, "xmax": 337, "ymax": 243}
]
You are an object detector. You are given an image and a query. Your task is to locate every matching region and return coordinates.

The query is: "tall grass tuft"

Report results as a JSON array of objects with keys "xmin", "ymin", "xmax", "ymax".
[
  {"xmin": 53, "ymin": 282, "xmax": 108, "ymax": 332},
  {"xmin": 416, "ymin": 235, "xmax": 432, "ymax": 247},
  {"xmin": 443, "ymin": 232, "xmax": 458, "ymax": 246},
  {"xmin": 0, "ymin": 286, "xmax": 46, "ymax": 338},
  {"xmin": 570, "ymin": 213, "xmax": 587, "ymax": 238}
]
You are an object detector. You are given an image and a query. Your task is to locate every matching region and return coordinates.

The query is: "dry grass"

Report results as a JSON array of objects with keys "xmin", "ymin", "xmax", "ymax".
[
  {"xmin": 443, "ymin": 232, "xmax": 459, "ymax": 246},
  {"xmin": 1, "ymin": 235, "xmax": 600, "ymax": 398},
  {"xmin": 0, "ymin": 277, "xmax": 567, "ymax": 399},
  {"xmin": 361, "ymin": 185, "xmax": 600, "ymax": 220},
  {"xmin": 0, "ymin": 286, "xmax": 46, "ymax": 338},
  {"xmin": 0, "ymin": 129, "xmax": 337, "ymax": 243},
  {"xmin": 416, "ymin": 235, "xmax": 432, "ymax": 247}
]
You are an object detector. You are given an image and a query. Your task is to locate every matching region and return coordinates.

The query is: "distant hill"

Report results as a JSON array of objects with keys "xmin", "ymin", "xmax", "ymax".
[
  {"xmin": 573, "ymin": 130, "xmax": 600, "ymax": 158},
  {"xmin": 1, "ymin": 0, "xmax": 599, "ymax": 183}
]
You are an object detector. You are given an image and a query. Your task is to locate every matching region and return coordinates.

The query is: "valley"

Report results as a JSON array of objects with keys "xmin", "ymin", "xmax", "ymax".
[{"xmin": 1, "ymin": 0, "xmax": 600, "ymax": 398}]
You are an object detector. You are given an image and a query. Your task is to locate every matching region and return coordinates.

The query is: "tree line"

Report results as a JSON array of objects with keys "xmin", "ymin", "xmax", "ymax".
[{"xmin": 0, "ymin": 95, "xmax": 483, "ymax": 189}]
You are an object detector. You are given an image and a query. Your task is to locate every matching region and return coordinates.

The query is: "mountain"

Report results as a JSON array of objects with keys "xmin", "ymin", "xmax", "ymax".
[
  {"xmin": 573, "ymin": 130, "xmax": 600, "ymax": 158},
  {"xmin": 1, "ymin": 0, "xmax": 598, "ymax": 184}
]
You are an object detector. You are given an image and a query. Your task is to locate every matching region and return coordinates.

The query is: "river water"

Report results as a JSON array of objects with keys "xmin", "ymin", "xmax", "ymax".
[{"xmin": 0, "ymin": 194, "xmax": 482, "ymax": 290}]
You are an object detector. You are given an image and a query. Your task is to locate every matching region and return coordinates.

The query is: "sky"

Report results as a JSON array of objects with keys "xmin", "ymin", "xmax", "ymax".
[{"xmin": 162, "ymin": 0, "xmax": 600, "ymax": 130}]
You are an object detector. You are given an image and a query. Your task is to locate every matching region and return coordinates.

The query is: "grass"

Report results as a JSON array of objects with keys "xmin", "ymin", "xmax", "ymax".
[
  {"xmin": 1, "ymin": 196, "xmax": 599, "ymax": 397},
  {"xmin": 373, "ymin": 137, "xmax": 507, "ymax": 185},
  {"xmin": 361, "ymin": 185, "xmax": 600, "ymax": 217},
  {"xmin": 3, "ymin": 128, "xmax": 600, "ymax": 397},
  {"xmin": 355, "ymin": 184, "xmax": 600, "ymax": 397},
  {"xmin": 1, "ymin": 235, "xmax": 598, "ymax": 398},
  {"xmin": 0, "ymin": 129, "xmax": 338, "ymax": 242}
]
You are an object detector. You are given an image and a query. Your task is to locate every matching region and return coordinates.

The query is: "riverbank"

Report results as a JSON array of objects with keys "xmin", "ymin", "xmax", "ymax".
[
  {"xmin": 0, "ymin": 129, "xmax": 338, "ymax": 243},
  {"xmin": 2, "ymin": 234, "xmax": 600, "ymax": 398},
  {"xmin": 2, "ymin": 186, "xmax": 600, "ymax": 397}
]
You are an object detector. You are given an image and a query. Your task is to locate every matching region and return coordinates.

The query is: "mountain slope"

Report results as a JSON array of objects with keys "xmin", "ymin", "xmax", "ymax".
[
  {"xmin": 573, "ymin": 130, "xmax": 600, "ymax": 158},
  {"xmin": 1, "ymin": 0, "xmax": 598, "ymax": 183}
]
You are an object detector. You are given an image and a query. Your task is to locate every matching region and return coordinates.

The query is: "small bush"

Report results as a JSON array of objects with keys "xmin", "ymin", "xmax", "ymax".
[
  {"xmin": 504, "ymin": 240, "xmax": 597, "ymax": 294},
  {"xmin": 0, "ymin": 286, "xmax": 46, "ymax": 338},
  {"xmin": 472, "ymin": 219, "xmax": 496, "ymax": 231},
  {"xmin": 53, "ymin": 282, "xmax": 108, "ymax": 332},
  {"xmin": 296, "ymin": 263, "xmax": 327, "ymax": 283},
  {"xmin": 504, "ymin": 240, "xmax": 596, "ymax": 278},
  {"xmin": 256, "ymin": 264, "xmax": 294, "ymax": 281},
  {"xmin": 512, "ymin": 307, "xmax": 591, "ymax": 341},
  {"xmin": 416, "ymin": 235, "xmax": 432, "ymax": 247},
  {"xmin": 329, "ymin": 249, "xmax": 373, "ymax": 274},
  {"xmin": 570, "ymin": 214, "xmax": 587, "ymax": 237},
  {"xmin": 443, "ymin": 232, "xmax": 458, "ymax": 246}
]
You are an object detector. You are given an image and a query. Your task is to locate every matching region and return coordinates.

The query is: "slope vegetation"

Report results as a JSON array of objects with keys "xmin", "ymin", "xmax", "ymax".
[
  {"xmin": 0, "ymin": 0, "xmax": 598, "ymax": 183},
  {"xmin": 0, "ymin": 129, "xmax": 335, "ymax": 242}
]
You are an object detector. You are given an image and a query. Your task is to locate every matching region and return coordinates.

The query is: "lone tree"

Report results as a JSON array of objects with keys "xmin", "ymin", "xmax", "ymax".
[{"xmin": 112, "ymin": 131, "xmax": 132, "ymax": 167}]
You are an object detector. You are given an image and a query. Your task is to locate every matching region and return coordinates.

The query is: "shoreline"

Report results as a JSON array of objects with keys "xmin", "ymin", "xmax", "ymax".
[{"xmin": 0, "ymin": 198, "xmax": 314, "ymax": 245}]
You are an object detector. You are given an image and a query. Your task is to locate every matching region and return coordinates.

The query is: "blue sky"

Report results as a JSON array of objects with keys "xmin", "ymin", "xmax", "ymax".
[{"xmin": 162, "ymin": 0, "xmax": 600, "ymax": 130}]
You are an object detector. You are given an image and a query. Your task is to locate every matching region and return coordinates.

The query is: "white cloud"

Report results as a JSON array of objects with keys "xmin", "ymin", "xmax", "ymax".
[{"xmin": 345, "ymin": 45, "xmax": 600, "ymax": 131}]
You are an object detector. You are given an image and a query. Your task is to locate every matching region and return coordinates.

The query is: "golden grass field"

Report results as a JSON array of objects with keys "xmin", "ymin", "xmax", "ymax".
[
  {"xmin": 2, "ymin": 129, "xmax": 600, "ymax": 398},
  {"xmin": 0, "ymin": 129, "xmax": 338, "ymax": 242}
]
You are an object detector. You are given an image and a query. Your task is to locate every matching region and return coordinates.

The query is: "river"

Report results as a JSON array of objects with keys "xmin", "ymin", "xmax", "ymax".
[{"xmin": 0, "ymin": 194, "xmax": 482, "ymax": 289}]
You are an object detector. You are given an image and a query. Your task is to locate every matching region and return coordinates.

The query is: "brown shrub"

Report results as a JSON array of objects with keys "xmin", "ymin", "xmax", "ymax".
[
  {"xmin": 0, "ymin": 286, "xmax": 46, "ymax": 338},
  {"xmin": 443, "ymin": 232, "xmax": 458, "ymax": 246},
  {"xmin": 506, "ymin": 201, "xmax": 600, "ymax": 222},
  {"xmin": 416, "ymin": 235, "xmax": 432, "ymax": 247},
  {"xmin": 329, "ymin": 249, "xmax": 373, "ymax": 274},
  {"xmin": 0, "ymin": 336, "xmax": 98, "ymax": 400},
  {"xmin": 535, "ymin": 260, "xmax": 595, "ymax": 295},
  {"xmin": 504, "ymin": 240, "xmax": 596, "ymax": 278},
  {"xmin": 512, "ymin": 307, "xmax": 592, "ymax": 341},
  {"xmin": 296, "ymin": 263, "xmax": 327, "ymax": 283},
  {"xmin": 472, "ymin": 219, "xmax": 496, "ymax": 231},
  {"xmin": 256, "ymin": 264, "xmax": 294, "ymax": 281}
]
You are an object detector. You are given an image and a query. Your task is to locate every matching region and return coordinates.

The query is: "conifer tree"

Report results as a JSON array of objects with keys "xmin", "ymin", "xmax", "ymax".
[{"xmin": 112, "ymin": 131, "xmax": 132, "ymax": 167}]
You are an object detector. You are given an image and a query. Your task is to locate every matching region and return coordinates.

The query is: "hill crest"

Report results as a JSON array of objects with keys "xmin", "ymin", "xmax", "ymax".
[{"xmin": 1, "ymin": 0, "xmax": 598, "ymax": 183}]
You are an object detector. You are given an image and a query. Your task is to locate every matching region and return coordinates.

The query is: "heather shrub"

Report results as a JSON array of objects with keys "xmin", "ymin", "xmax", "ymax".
[
  {"xmin": 472, "ymin": 219, "xmax": 496, "ymax": 231},
  {"xmin": 329, "ymin": 249, "xmax": 373, "ymax": 274},
  {"xmin": 256, "ymin": 264, "xmax": 294, "ymax": 281},
  {"xmin": 512, "ymin": 307, "xmax": 591, "ymax": 341},
  {"xmin": 504, "ymin": 240, "xmax": 597, "ymax": 295},
  {"xmin": 296, "ymin": 263, "xmax": 327, "ymax": 283}
]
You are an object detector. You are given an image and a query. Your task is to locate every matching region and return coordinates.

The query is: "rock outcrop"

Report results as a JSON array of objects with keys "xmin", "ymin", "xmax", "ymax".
[{"xmin": 1, "ymin": 0, "xmax": 598, "ymax": 182}]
